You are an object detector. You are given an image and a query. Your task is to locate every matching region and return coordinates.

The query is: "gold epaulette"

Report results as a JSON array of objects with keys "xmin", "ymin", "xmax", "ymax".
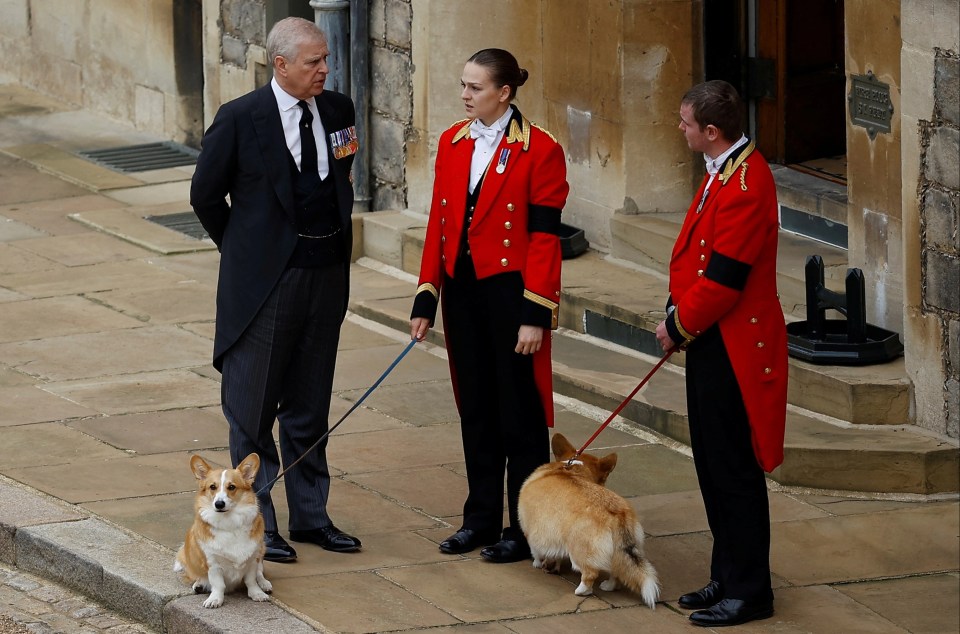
[
  {"xmin": 531, "ymin": 122, "xmax": 558, "ymax": 144},
  {"xmin": 717, "ymin": 140, "xmax": 755, "ymax": 189},
  {"xmin": 450, "ymin": 118, "xmax": 473, "ymax": 144}
]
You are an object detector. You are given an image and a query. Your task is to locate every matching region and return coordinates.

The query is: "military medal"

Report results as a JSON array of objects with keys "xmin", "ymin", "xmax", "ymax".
[
  {"xmin": 495, "ymin": 148, "xmax": 510, "ymax": 174},
  {"xmin": 329, "ymin": 125, "xmax": 359, "ymax": 160}
]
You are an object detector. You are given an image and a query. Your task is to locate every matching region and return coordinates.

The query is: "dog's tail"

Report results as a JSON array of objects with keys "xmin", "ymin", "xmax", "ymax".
[{"xmin": 611, "ymin": 523, "xmax": 660, "ymax": 609}]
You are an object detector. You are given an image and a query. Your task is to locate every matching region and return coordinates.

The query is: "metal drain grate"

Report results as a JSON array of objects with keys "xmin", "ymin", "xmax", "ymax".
[
  {"xmin": 78, "ymin": 142, "xmax": 199, "ymax": 173},
  {"xmin": 145, "ymin": 211, "xmax": 208, "ymax": 241}
]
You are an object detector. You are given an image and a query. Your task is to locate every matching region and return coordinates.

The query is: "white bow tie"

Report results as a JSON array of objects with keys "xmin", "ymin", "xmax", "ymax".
[{"xmin": 470, "ymin": 121, "xmax": 499, "ymax": 141}]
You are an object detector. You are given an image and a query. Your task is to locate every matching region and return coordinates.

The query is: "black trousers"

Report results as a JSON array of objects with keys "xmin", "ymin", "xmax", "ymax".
[
  {"xmin": 220, "ymin": 264, "xmax": 346, "ymax": 533},
  {"xmin": 685, "ymin": 327, "xmax": 773, "ymax": 602},
  {"xmin": 443, "ymin": 258, "xmax": 549, "ymax": 538}
]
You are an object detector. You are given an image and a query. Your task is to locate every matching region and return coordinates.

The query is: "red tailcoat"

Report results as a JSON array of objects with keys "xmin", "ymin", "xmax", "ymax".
[
  {"xmin": 415, "ymin": 113, "xmax": 569, "ymax": 426},
  {"xmin": 667, "ymin": 143, "xmax": 788, "ymax": 471}
]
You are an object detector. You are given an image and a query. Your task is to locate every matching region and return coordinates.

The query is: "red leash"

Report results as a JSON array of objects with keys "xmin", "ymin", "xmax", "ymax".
[{"xmin": 568, "ymin": 348, "xmax": 676, "ymax": 464}]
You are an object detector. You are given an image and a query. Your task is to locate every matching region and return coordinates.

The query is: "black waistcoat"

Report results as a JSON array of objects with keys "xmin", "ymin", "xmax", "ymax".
[{"xmin": 286, "ymin": 152, "xmax": 343, "ymax": 268}]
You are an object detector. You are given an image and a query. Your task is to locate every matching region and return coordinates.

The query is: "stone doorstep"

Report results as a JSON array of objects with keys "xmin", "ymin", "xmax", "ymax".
[
  {"xmin": 350, "ymin": 212, "xmax": 960, "ymax": 494},
  {"xmin": 373, "ymin": 212, "xmax": 909, "ymax": 427}
]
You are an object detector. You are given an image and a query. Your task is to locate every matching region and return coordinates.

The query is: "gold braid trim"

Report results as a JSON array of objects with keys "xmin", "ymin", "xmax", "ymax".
[
  {"xmin": 524, "ymin": 289, "xmax": 560, "ymax": 330},
  {"xmin": 417, "ymin": 283, "xmax": 439, "ymax": 300},
  {"xmin": 450, "ymin": 118, "xmax": 473, "ymax": 144},
  {"xmin": 672, "ymin": 305, "xmax": 696, "ymax": 343},
  {"xmin": 717, "ymin": 140, "xmax": 755, "ymax": 187}
]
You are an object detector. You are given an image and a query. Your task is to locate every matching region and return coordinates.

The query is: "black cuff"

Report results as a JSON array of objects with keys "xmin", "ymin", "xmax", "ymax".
[
  {"xmin": 521, "ymin": 297, "xmax": 553, "ymax": 329},
  {"xmin": 411, "ymin": 290, "xmax": 438, "ymax": 324}
]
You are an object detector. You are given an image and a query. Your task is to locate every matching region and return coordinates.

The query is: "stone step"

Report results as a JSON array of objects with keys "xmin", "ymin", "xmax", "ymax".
[
  {"xmin": 347, "ymin": 257, "xmax": 959, "ymax": 495},
  {"xmin": 609, "ymin": 212, "xmax": 851, "ymax": 321},
  {"xmin": 360, "ymin": 210, "xmax": 911, "ymax": 427}
]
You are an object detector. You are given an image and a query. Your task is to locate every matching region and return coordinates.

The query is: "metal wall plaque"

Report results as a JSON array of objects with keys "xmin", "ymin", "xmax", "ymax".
[{"xmin": 849, "ymin": 71, "xmax": 893, "ymax": 139}]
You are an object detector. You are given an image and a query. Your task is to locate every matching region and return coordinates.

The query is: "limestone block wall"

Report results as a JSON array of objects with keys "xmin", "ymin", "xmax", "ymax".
[
  {"xmin": 405, "ymin": 0, "xmax": 696, "ymax": 251},
  {"xmin": 845, "ymin": 0, "xmax": 904, "ymax": 334},
  {"xmin": 0, "ymin": 0, "xmax": 203, "ymax": 146},
  {"xmin": 901, "ymin": 0, "xmax": 960, "ymax": 438},
  {"xmin": 370, "ymin": 0, "xmax": 413, "ymax": 211}
]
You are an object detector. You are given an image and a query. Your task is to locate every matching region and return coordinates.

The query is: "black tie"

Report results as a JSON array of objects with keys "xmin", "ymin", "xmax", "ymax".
[{"xmin": 297, "ymin": 100, "xmax": 319, "ymax": 178}]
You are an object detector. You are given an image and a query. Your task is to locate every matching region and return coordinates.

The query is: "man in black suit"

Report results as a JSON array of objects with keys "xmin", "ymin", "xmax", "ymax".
[{"xmin": 191, "ymin": 16, "xmax": 361, "ymax": 563}]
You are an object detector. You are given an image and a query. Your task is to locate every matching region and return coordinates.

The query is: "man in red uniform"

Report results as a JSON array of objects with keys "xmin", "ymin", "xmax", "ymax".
[{"xmin": 655, "ymin": 80, "xmax": 788, "ymax": 627}]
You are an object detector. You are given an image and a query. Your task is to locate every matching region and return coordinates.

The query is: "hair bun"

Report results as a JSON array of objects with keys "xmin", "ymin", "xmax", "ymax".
[{"xmin": 517, "ymin": 68, "xmax": 529, "ymax": 86}]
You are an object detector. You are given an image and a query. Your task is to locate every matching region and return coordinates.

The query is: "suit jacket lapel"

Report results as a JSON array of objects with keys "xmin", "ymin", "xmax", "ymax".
[{"xmin": 251, "ymin": 85, "xmax": 296, "ymax": 224}]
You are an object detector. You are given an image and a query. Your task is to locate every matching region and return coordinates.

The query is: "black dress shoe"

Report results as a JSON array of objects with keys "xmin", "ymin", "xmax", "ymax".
[
  {"xmin": 263, "ymin": 531, "xmax": 297, "ymax": 563},
  {"xmin": 678, "ymin": 579, "xmax": 723, "ymax": 609},
  {"xmin": 289, "ymin": 525, "xmax": 362, "ymax": 553},
  {"xmin": 689, "ymin": 598, "xmax": 774, "ymax": 627},
  {"xmin": 438, "ymin": 528, "xmax": 498, "ymax": 554},
  {"xmin": 480, "ymin": 537, "xmax": 531, "ymax": 563}
]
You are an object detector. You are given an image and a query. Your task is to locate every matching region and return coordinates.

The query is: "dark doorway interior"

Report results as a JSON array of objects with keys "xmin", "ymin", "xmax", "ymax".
[{"xmin": 704, "ymin": 0, "xmax": 847, "ymax": 181}]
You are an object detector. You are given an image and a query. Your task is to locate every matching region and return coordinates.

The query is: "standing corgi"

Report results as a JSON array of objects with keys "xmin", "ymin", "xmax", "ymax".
[
  {"xmin": 518, "ymin": 433, "xmax": 660, "ymax": 608},
  {"xmin": 174, "ymin": 453, "xmax": 272, "ymax": 608}
]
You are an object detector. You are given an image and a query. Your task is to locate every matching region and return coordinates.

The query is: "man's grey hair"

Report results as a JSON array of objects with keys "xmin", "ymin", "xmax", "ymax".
[{"xmin": 266, "ymin": 17, "xmax": 326, "ymax": 69}]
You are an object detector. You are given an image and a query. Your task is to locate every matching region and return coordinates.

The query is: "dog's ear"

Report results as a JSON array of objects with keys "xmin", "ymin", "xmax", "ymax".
[
  {"xmin": 237, "ymin": 453, "xmax": 260, "ymax": 485},
  {"xmin": 596, "ymin": 453, "xmax": 618, "ymax": 485},
  {"xmin": 551, "ymin": 433, "xmax": 576, "ymax": 460},
  {"xmin": 190, "ymin": 455, "xmax": 211, "ymax": 480}
]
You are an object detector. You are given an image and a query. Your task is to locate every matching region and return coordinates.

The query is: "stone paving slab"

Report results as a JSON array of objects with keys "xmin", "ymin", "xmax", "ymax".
[
  {"xmin": 0, "ymin": 216, "xmax": 44, "ymax": 242},
  {"xmin": 65, "ymin": 408, "xmax": 229, "ymax": 455},
  {"xmin": 90, "ymin": 282, "xmax": 217, "ymax": 325},
  {"xmin": 0, "ymin": 295, "xmax": 143, "ymax": 343},
  {"xmin": 0, "ymin": 194, "xmax": 127, "ymax": 237},
  {"xmin": 70, "ymin": 208, "xmax": 214, "ymax": 255},
  {"xmin": 0, "ymin": 258, "xmax": 191, "ymax": 298},
  {"xmin": 0, "ymin": 385, "xmax": 97, "ymax": 427},
  {"xmin": 13, "ymin": 231, "xmax": 155, "ymax": 266},
  {"xmin": 835, "ymin": 572, "xmax": 960, "ymax": 633},
  {"xmin": 0, "ymin": 155, "xmax": 93, "ymax": 209},
  {"xmin": 40, "ymin": 369, "xmax": 220, "ymax": 415},
  {"xmin": 0, "ymin": 144, "xmax": 142, "ymax": 191}
]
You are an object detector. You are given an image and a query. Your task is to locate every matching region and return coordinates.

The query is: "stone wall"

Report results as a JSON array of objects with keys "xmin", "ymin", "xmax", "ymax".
[
  {"xmin": 405, "ymin": 0, "xmax": 697, "ymax": 249},
  {"xmin": 369, "ymin": 0, "xmax": 413, "ymax": 211},
  {"xmin": 901, "ymin": 0, "xmax": 960, "ymax": 438},
  {"xmin": 0, "ymin": 0, "xmax": 204, "ymax": 146}
]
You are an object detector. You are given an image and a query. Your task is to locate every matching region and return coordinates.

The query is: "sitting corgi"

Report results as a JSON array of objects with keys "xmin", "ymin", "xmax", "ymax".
[
  {"xmin": 518, "ymin": 433, "xmax": 660, "ymax": 608},
  {"xmin": 174, "ymin": 453, "xmax": 272, "ymax": 608}
]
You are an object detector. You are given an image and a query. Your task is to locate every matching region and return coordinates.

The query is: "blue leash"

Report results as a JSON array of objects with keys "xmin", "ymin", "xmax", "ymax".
[{"xmin": 256, "ymin": 338, "xmax": 418, "ymax": 495}]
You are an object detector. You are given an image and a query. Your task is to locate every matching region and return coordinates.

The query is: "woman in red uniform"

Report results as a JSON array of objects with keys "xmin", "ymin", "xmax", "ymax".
[{"xmin": 409, "ymin": 48, "xmax": 569, "ymax": 563}]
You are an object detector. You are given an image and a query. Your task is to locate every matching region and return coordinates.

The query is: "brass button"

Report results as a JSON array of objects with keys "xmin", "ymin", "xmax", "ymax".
[
  {"xmin": 507, "ymin": 203, "xmax": 515, "ymax": 212},
  {"xmin": 441, "ymin": 199, "xmax": 447, "ymax": 206},
  {"xmin": 503, "ymin": 239, "xmax": 511, "ymax": 247},
  {"xmin": 466, "ymin": 249, "xmax": 471, "ymax": 255},
  {"xmin": 750, "ymin": 317, "xmax": 758, "ymax": 324},
  {"xmin": 555, "ymin": 291, "xmax": 560, "ymax": 296},
  {"xmin": 700, "ymin": 239, "xmax": 706, "ymax": 247},
  {"xmin": 500, "ymin": 258, "xmax": 508, "ymax": 266},
  {"xmin": 504, "ymin": 221, "xmax": 512, "ymax": 230},
  {"xmin": 757, "ymin": 341, "xmax": 765, "ymax": 348},
  {"xmin": 469, "ymin": 205, "xmax": 475, "ymax": 212},
  {"xmin": 441, "ymin": 236, "xmax": 446, "ymax": 243},
  {"xmin": 467, "ymin": 216, "xmax": 473, "ymax": 223},
  {"xmin": 697, "ymin": 269, "xmax": 704, "ymax": 277},
  {"xmin": 764, "ymin": 367, "xmax": 772, "ymax": 374},
  {"xmin": 441, "ymin": 255, "xmax": 446, "ymax": 261},
  {"xmin": 699, "ymin": 254, "xmax": 705, "ymax": 262},
  {"xmin": 441, "ymin": 217, "xmax": 446, "ymax": 225}
]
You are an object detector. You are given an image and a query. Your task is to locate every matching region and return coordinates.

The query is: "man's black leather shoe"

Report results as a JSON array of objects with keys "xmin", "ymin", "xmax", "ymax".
[
  {"xmin": 289, "ymin": 525, "xmax": 362, "ymax": 553},
  {"xmin": 263, "ymin": 531, "xmax": 297, "ymax": 563},
  {"xmin": 689, "ymin": 598, "xmax": 774, "ymax": 627},
  {"xmin": 480, "ymin": 538, "xmax": 531, "ymax": 563},
  {"xmin": 678, "ymin": 579, "xmax": 723, "ymax": 609},
  {"xmin": 439, "ymin": 528, "xmax": 498, "ymax": 554}
]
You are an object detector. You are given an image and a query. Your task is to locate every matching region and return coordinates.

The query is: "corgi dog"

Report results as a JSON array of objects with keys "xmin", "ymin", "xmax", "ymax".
[
  {"xmin": 518, "ymin": 433, "xmax": 660, "ymax": 608},
  {"xmin": 174, "ymin": 453, "xmax": 272, "ymax": 609}
]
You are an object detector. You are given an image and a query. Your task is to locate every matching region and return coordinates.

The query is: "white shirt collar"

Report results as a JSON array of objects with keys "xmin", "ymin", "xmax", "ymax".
[
  {"xmin": 704, "ymin": 134, "xmax": 749, "ymax": 176},
  {"xmin": 471, "ymin": 105, "xmax": 514, "ymax": 134}
]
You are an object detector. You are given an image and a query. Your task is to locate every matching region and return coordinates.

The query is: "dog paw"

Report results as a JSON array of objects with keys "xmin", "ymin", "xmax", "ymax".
[
  {"xmin": 600, "ymin": 579, "xmax": 617, "ymax": 592},
  {"xmin": 574, "ymin": 582, "xmax": 594, "ymax": 596},
  {"xmin": 202, "ymin": 595, "xmax": 224, "ymax": 608},
  {"xmin": 248, "ymin": 589, "xmax": 270, "ymax": 602},
  {"xmin": 258, "ymin": 579, "xmax": 273, "ymax": 593},
  {"xmin": 192, "ymin": 581, "xmax": 211, "ymax": 594}
]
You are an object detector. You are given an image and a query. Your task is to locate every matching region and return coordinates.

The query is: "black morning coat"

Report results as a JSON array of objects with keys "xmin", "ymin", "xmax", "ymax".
[{"xmin": 190, "ymin": 83, "xmax": 356, "ymax": 370}]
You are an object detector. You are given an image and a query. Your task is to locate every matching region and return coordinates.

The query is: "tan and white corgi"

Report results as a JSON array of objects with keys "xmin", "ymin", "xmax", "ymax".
[
  {"xmin": 174, "ymin": 453, "xmax": 272, "ymax": 608},
  {"xmin": 518, "ymin": 433, "xmax": 660, "ymax": 608}
]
